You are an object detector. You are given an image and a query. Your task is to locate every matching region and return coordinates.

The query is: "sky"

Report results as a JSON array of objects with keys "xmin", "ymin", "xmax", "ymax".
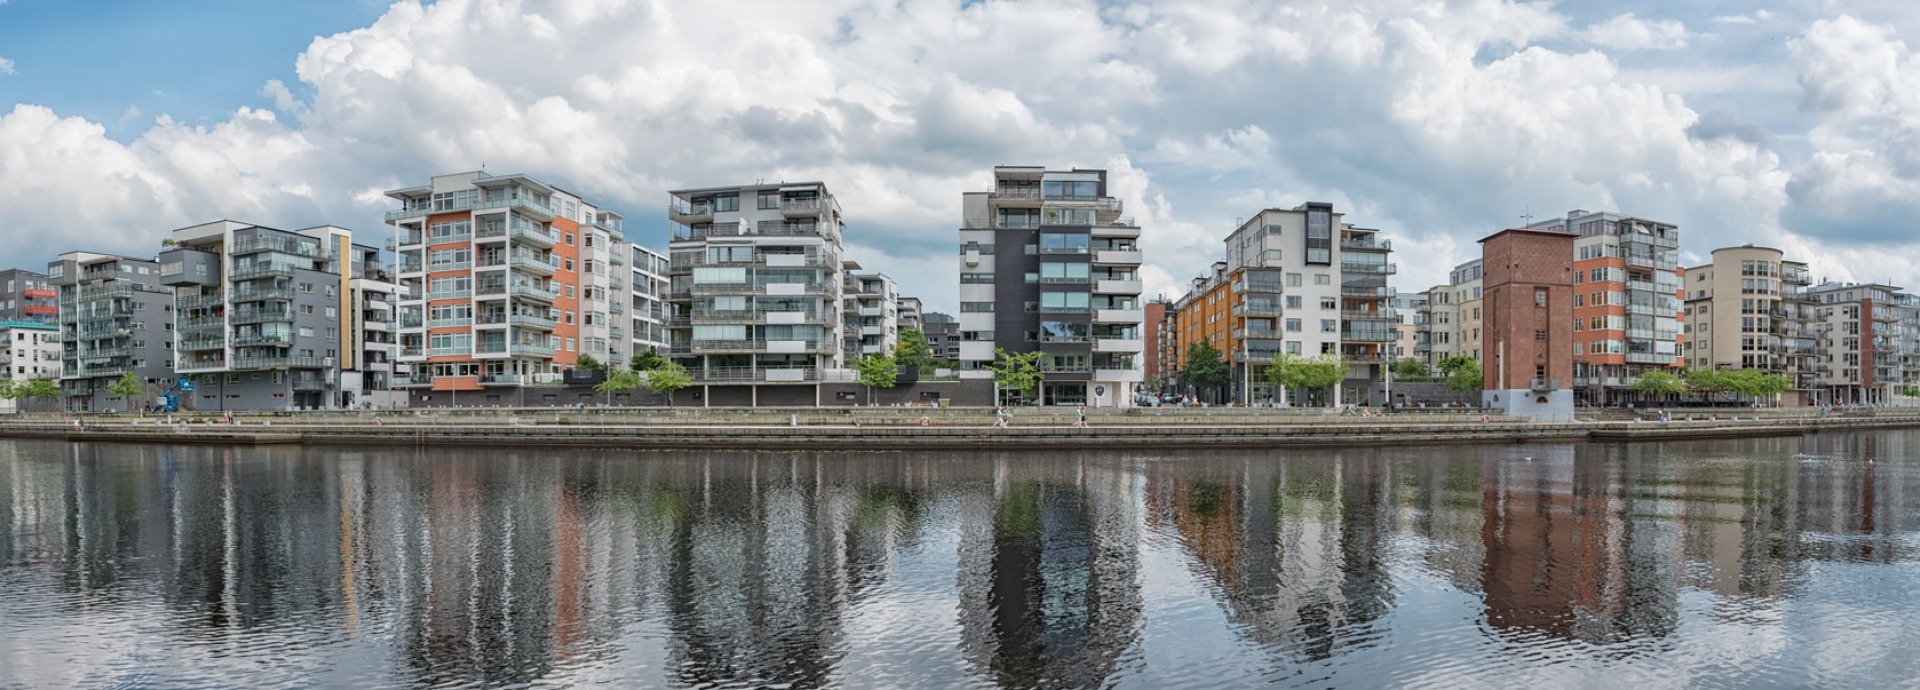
[{"xmin": 2, "ymin": 0, "xmax": 1919, "ymax": 315}]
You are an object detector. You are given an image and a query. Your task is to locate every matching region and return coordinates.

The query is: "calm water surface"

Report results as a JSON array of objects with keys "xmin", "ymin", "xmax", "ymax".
[{"xmin": 4, "ymin": 434, "xmax": 1920, "ymax": 689}]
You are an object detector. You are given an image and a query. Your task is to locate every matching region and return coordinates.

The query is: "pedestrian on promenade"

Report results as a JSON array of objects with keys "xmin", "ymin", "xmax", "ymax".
[
  {"xmin": 1073, "ymin": 406, "xmax": 1089, "ymax": 428},
  {"xmin": 992, "ymin": 407, "xmax": 1010, "ymax": 429}
]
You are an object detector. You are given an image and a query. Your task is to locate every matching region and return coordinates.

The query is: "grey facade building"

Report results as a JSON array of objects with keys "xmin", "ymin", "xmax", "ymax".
[
  {"xmin": 0, "ymin": 320, "xmax": 61, "ymax": 413},
  {"xmin": 923, "ymin": 311, "xmax": 959, "ymax": 362},
  {"xmin": 958, "ymin": 166, "xmax": 1144, "ymax": 407},
  {"xmin": 50, "ymin": 252, "xmax": 176, "ymax": 412},
  {"xmin": 842, "ymin": 265, "xmax": 900, "ymax": 362},
  {"xmin": 625, "ymin": 242, "xmax": 671, "ymax": 360},
  {"xmin": 0, "ymin": 269, "xmax": 59, "ymax": 324},
  {"xmin": 161, "ymin": 221, "xmax": 355, "ymax": 411},
  {"xmin": 666, "ymin": 181, "xmax": 849, "ymax": 400}
]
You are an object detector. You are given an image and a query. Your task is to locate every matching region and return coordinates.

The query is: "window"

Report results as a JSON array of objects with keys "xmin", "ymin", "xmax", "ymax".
[
  {"xmin": 1286, "ymin": 295, "xmax": 1302, "ymax": 309},
  {"xmin": 1320, "ymin": 297, "xmax": 1336, "ymax": 310},
  {"xmin": 1321, "ymin": 319, "xmax": 1336, "ymax": 333},
  {"xmin": 961, "ymin": 273, "xmax": 995, "ymax": 284},
  {"xmin": 961, "ymin": 302, "xmax": 994, "ymax": 313},
  {"xmin": 1040, "ymin": 292, "xmax": 1090, "ymax": 311},
  {"xmin": 1039, "ymin": 262, "xmax": 1090, "ymax": 282},
  {"xmin": 1286, "ymin": 318, "xmax": 1302, "ymax": 332},
  {"xmin": 1039, "ymin": 233, "xmax": 1089, "ymax": 254},
  {"xmin": 1536, "ymin": 330, "xmax": 1547, "ymax": 340},
  {"xmin": 1535, "ymin": 289, "xmax": 1548, "ymax": 307},
  {"xmin": 1314, "ymin": 274, "xmax": 1330, "ymax": 286}
]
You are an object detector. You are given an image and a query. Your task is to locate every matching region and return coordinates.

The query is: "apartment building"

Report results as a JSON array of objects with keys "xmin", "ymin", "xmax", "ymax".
[
  {"xmin": 1451, "ymin": 260, "xmax": 1485, "ymax": 363},
  {"xmin": 842, "ymin": 266, "xmax": 900, "ymax": 361},
  {"xmin": 160, "ymin": 221, "xmax": 377, "ymax": 410},
  {"xmin": 1526, "ymin": 210, "xmax": 1683, "ymax": 405},
  {"xmin": 1806, "ymin": 282, "xmax": 1920, "ymax": 405},
  {"xmin": 958, "ymin": 166, "xmax": 1144, "ymax": 407},
  {"xmin": 667, "ymin": 181, "xmax": 848, "ymax": 403},
  {"xmin": 1680, "ymin": 246, "xmax": 1818, "ymax": 400},
  {"xmin": 386, "ymin": 172, "xmax": 628, "ymax": 403},
  {"xmin": 0, "ymin": 320, "xmax": 60, "ymax": 412},
  {"xmin": 49, "ymin": 252, "xmax": 175, "ymax": 412},
  {"xmin": 1478, "ymin": 228, "xmax": 1576, "ymax": 419},
  {"xmin": 923, "ymin": 311, "xmax": 960, "ymax": 363},
  {"xmin": 0, "ymin": 269, "xmax": 58, "ymax": 323},
  {"xmin": 342, "ymin": 241, "xmax": 406, "ymax": 409},
  {"xmin": 1417, "ymin": 284, "xmax": 1456, "ymax": 364},
  {"xmin": 625, "ymin": 243, "xmax": 671, "ymax": 358},
  {"xmin": 1159, "ymin": 203, "xmax": 1396, "ymax": 405},
  {"xmin": 1143, "ymin": 300, "xmax": 1167, "ymax": 388},
  {"xmin": 1390, "ymin": 291, "xmax": 1425, "ymax": 364},
  {"xmin": 899, "ymin": 296, "xmax": 924, "ymax": 334}
]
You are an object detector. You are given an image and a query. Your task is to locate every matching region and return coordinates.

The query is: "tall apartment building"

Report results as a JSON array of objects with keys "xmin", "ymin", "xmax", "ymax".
[
  {"xmin": 386, "ymin": 172, "xmax": 629, "ymax": 402},
  {"xmin": 341, "ymin": 241, "xmax": 407, "ymax": 409},
  {"xmin": 1390, "ymin": 291, "xmax": 1425, "ymax": 365},
  {"xmin": 1680, "ymin": 246, "xmax": 1817, "ymax": 401},
  {"xmin": 842, "ymin": 266, "xmax": 900, "ymax": 361},
  {"xmin": 958, "ymin": 166, "xmax": 1143, "ymax": 407},
  {"xmin": 1806, "ymin": 282, "xmax": 1920, "ymax": 405},
  {"xmin": 49, "ymin": 252, "xmax": 175, "ymax": 412},
  {"xmin": 1526, "ymin": 210, "xmax": 1683, "ymax": 405},
  {"xmin": 1161, "ymin": 203, "xmax": 1396, "ymax": 405},
  {"xmin": 1143, "ymin": 300, "xmax": 1167, "ymax": 388},
  {"xmin": 1451, "ymin": 260, "xmax": 1485, "ymax": 363},
  {"xmin": 624, "ymin": 243, "xmax": 671, "ymax": 359},
  {"xmin": 667, "ymin": 181, "xmax": 848, "ymax": 402},
  {"xmin": 0, "ymin": 320, "xmax": 60, "ymax": 412},
  {"xmin": 161, "ymin": 221, "xmax": 387, "ymax": 410},
  {"xmin": 1479, "ymin": 228, "xmax": 1576, "ymax": 419},
  {"xmin": 0, "ymin": 269, "xmax": 59, "ymax": 323}
]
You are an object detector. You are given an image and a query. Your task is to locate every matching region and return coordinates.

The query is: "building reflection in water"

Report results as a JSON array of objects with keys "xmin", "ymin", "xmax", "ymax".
[{"xmin": 1, "ymin": 435, "xmax": 1919, "ymax": 688}]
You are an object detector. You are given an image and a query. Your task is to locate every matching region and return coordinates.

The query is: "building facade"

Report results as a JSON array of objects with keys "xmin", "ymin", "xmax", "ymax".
[
  {"xmin": 625, "ymin": 243, "xmax": 671, "ymax": 360},
  {"xmin": 1143, "ymin": 300, "xmax": 1167, "ymax": 390},
  {"xmin": 1806, "ymin": 282, "xmax": 1920, "ymax": 405},
  {"xmin": 1478, "ymin": 228, "xmax": 1576, "ymax": 420},
  {"xmin": 842, "ymin": 266, "xmax": 900, "ymax": 362},
  {"xmin": 667, "ymin": 181, "xmax": 849, "ymax": 404},
  {"xmin": 1680, "ymin": 246, "xmax": 1817, "ymax": 402},
  {"xmin": 387, "ymin": 172, "xmax": 628, "ymax": 403},
  {"xmin": 958, "ymin": 166, "xmax": 1143, "ymax": 407},
  {"xmin": 0, "ymin": 320, "xmax": 60, "ymax": 413},
  {"xmin": 50, "ymin": 252, "xmax": 176, "ymax": 412},
  {"xmin": 923, "ymin": 312, "xmax": 960, "ymax": 363},
  {"xmin": 1527, "ymin": 210, "xmax": 1683, "ymax": 404},
  {"xmin": 0, "ymin": 269, "xmax": 59, "ymax": 324}
]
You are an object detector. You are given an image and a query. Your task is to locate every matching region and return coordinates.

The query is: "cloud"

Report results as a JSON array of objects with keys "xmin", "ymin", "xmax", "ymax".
[
  {"xmin": 1713, "ymin": 10, "xmax": 1773, "ymax": 26},
  {"xmin": 1580, "ymin": 13, "xmax": 1690, "ymax": 51},
  {"xmin": 0, "ymin": 0, "xmax": 1910, "ymax": 310},
  {"xmin": 0, "ymin": 57, "xmax": 14, "ymax": 75}
]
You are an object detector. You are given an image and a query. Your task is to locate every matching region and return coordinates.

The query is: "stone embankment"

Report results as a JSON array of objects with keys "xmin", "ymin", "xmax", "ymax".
[{"xmin": 1, "ymin": 406, "xmax": 1915, "ymax": 451}]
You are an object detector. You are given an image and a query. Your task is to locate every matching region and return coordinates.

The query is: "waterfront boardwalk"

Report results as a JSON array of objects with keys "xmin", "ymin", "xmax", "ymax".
[{"xmin": 2, "ymin": 406, "xmax": 1916, "ymax": 451}]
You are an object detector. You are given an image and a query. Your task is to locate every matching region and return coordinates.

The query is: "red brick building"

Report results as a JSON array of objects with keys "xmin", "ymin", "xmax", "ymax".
[{"xmin": 1479, "ymin": 228, "xmax": 1576, "ymax": 419}]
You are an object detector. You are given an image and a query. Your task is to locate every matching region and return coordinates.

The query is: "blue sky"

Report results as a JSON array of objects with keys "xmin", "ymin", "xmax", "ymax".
[
  {"xmin": 3, "ymin": 0, "xmax": 1920, "ymax": 313},
  {"xmin": 0, "ymin": 1, "xmax": 388, "ymax": 134}
]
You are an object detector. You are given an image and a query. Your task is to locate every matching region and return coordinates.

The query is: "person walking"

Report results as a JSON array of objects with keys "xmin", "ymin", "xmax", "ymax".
[
  {"xmin": 992, "ymin": 406, "xmax": 1009, "ymax": 429},
  {"xmin": 1073, "ymin": 405, "xmax": 1089, "ymax": 428}
]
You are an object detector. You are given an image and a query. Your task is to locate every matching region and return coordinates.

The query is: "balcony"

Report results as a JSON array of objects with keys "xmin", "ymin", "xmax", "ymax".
[
  {"xmin": 510, "ymin": 342, "xmax": 556, "ymax": 358},
  {"xmin": 177, "ymin": 293, "xmax": 226, "ymax": 309},
  {"xmin": 669, "ymin": 201, "xmax": 715, "ymax": 221},
  {"xmin": 510, "ymin": 313, "xmax": 558, "ymax": 330},
  {"xmin": 511, "ymin": 284, "xmax": 558, "ymax": 302},
  {"xmin": 1340, "ymin": 262, "xmax": 1397, "ymax": 275},
  {"xmin": 688, "ymin": 339, "xmax": 831, "ymax": 355},
  {"xmin": 1094, "ymin": 279, "xmax": 1143, "ymax": 294},
  {"xmin": 177, "ymin": 337, "xmax": 226, "ymax": 351},
  {"xmin": 780, "ymin": 198, "xmax": 827, "ymax": 216},
  {"xmin": 1340, "ymin": 237, "xmax": 1391, "ymax": 251},
  {"xmin": 1095, "ymin": 308, "xmax": 1144, "ymax": 324},
  {"xmin": 229, "ymin": 262, "xmax": 301, "ymax": 281},
  {"xmin": 230, "ymin": 309, "xmax": 293, "ymax": 325},
  {"xmin": 428, "ymin": 288, "xmax": 473, "ymax": 300},
  {"xmin": 1093, "ymin": 249, "xmax": 1143, "ymax": 265},
  {"xmin": 510, "ymin": 225, "xmax": 557, "ymax": 247},
  {"xmin": 479, "ymin": 373, "xmax": 524, "ymax": 386},
  {"xmin": 508, "ymin": 253, "xmax": 556, "ymax": 275},
  {"xmin": 1342, "ymin": 286, "xmax": 1392, "ymax": 297},
  {"xmin": 428, "ymin": 317, "xmax": 473, "ymax": 328},
  {"xmin": 230, "ymin": 287, "xmax": 297, "ymax": 302},
  {"xmin": 426, "ymin": 261, "xmax": 473, "ymax": 273},
  {"xmin": 230, "ymin": 236, "xmax": 330, "ymax": 259},
  {"xmin": 231, "ymin": 333, "xmax": 291, "ymax": 347},
  {"xmin": 230, "ymin": 356, "xmax": 332, "ymax": 371},
  {"xmin": 1094, "ymin": 338, "xmax": 1144, "ymax": 353},
  {"xmin": 175, "ymin": 358, "xmax": 227, "ymax": 373}
]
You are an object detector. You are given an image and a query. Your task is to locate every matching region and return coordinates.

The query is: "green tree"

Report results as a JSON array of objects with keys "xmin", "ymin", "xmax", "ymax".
[
  {"xmin": 896, "ymin": 329, "xmax": 933, "ymax": 370},
  {"xmin": 108, "ymin": 372, "xmax": 147, "ymax": 412},
  {"xmin": 1684, "ymin": 368, "xmax": 1790, "ymax": 404},
  {"xmin": 574, "ymin": 354, "xmax": 604, "ymax": 371},
  {"xmin": 594, "ymin": 367, "xmax": 645, "ymax": 406},
  {"xmin": 1391, "ymin": 357, "xmax": 1430, "ymax": 380},
  {"xmin": 1436, "ymin": 356, "xmax": 1483, "ymax": 394},
  {"xmin": 852, "ymin": 353, "xmax": 900, "ymax": 404},
  {"xmin": 1265, "ymin": 353, "xmax": 1348, "ymax": 407},
  {"xmin": 630, "ymin": 347, "xmax": 669, "ymax": 372},
  {"xmin": 1629, "ymin": 370, "xmax": 1688, "ymax": 396},
  {"xmin": 5, "ymin": 378, "xmax": 60, "ymax": 407},
  {"xmin": 1905, "ymin": 385, "xmax": 1920, "ymax": 398},
  {"xmin": 985, "ymin": 348, "xmax": 1045, "ymax": 404},
  {"xmin": 1183, "ymin": 339, "xmax": 1230, "ymax": 402},
  {"xmin": 643, "ymin": 361, "xmax": 693, "ymax": 407}
]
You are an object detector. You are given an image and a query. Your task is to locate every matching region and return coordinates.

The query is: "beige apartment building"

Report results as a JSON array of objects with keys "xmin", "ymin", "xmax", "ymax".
[{"xmin": 1680, "ymin": 245, "xmax": 1817, "ymax": 401}]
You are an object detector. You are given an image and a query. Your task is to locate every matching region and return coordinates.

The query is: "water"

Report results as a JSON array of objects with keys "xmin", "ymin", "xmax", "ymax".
[{"xmin": 3, "ymin": 434, "xmax": 1920, "ymax": 689}]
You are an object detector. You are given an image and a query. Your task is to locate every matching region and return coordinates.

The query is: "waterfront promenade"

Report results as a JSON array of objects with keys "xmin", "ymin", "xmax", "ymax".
[{"xmin": 2, "ymin": 406, "xmax": 1916, "ymax": 451}]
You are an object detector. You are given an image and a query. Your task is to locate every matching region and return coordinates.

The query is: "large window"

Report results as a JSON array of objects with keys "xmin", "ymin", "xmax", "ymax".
[
  {"xmin": 707, "ymin": 246, "xmax": 753, "ymax": 263},
  {"xmin": 1038, "ymin": 321, "xmax": 1088, "ymax": 342},
  {"xmin": 1039, "ymin": 262, "xmax": 1090, "ymax": 282},
  {"xmin": 1039, "ymin": 233, "xmax": 1089, "ymax": 254},
  {"xmin": 1041, "ymin": 291, "xmax": 1091, "ymax": 312},
  {"xmin": 1042, "ymin": 180, "xmax": 1100, "ymax": 199},
  {"xmin": 692, "ymin": 267, "xmax": 747, "ymax": 284}
]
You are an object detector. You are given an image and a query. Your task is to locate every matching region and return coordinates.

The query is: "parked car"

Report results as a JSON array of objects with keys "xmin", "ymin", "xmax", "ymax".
[{"xmin": 1132, "ymin": 393, "xmax": 1162, "ymax": 407}]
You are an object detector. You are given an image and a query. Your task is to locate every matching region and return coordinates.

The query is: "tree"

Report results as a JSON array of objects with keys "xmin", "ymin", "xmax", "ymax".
[
  {"xmin": 1391, "ymin": 357, "xmax": 1430, "ymax": 380},
  {"xmin": 630, "ymin": 347, "xmax": 669, "ymax": 372},
  {"xmin": 1265, "ymin": 353, "xmax": 1347, "ymax": 407},
  {"xmin": 108, "ymin": 372, "xmax": 147, "ymax": 412},
  {"xmin": 1629, "ymin": 370, "xmax": 1688, "ymax": 396},
  {"xmin": 1905, "ymin": 385, "xmax": 1920, "ymax": 398},
  {"xmin": 896, "ymin": 329, "xmax": 934, "ymax": 370},
  {"xmin": 1436, "ymin": 356, "xmax": 1483, "ymax": 394},
  {"xmin": 4, "ymin": 378, "xmax": 59, "ymax": 407},
  {"xmin": 594, "ymin": 367, "xmax": 644, "ymax": 406},
  {"xmin": 985, "ymin": 348, "xmax": 1045, "ymax": 404},
  {"xmin": 575, "ymin": 354, "xmax": 604, "ymax": 371},
  {"xmin": 643, "ymin": 361, "xmax": 693, "ymax": 407},
  {"xmin": 1183, "ymin": 339, "xmax": 1230, "ymax": 402},
  {"xmin": 1684, "ymin": 368, "xmax": 1791, "ymax": 404},
  {"xmin": 852, "ymin": 353, "xmax": 900, "ymax": 404}
]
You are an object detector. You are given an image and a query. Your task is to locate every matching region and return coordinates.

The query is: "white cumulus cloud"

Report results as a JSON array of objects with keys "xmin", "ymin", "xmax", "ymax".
[{"xmin": 1581, "ymin": 13, "xmax": 1690, "ymax": 51}]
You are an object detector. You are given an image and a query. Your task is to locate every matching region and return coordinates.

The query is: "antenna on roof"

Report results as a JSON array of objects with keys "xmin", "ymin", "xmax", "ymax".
[{"xmin": 1520, "ymin": 206, "xmax": 1534, "ymax": 226}]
